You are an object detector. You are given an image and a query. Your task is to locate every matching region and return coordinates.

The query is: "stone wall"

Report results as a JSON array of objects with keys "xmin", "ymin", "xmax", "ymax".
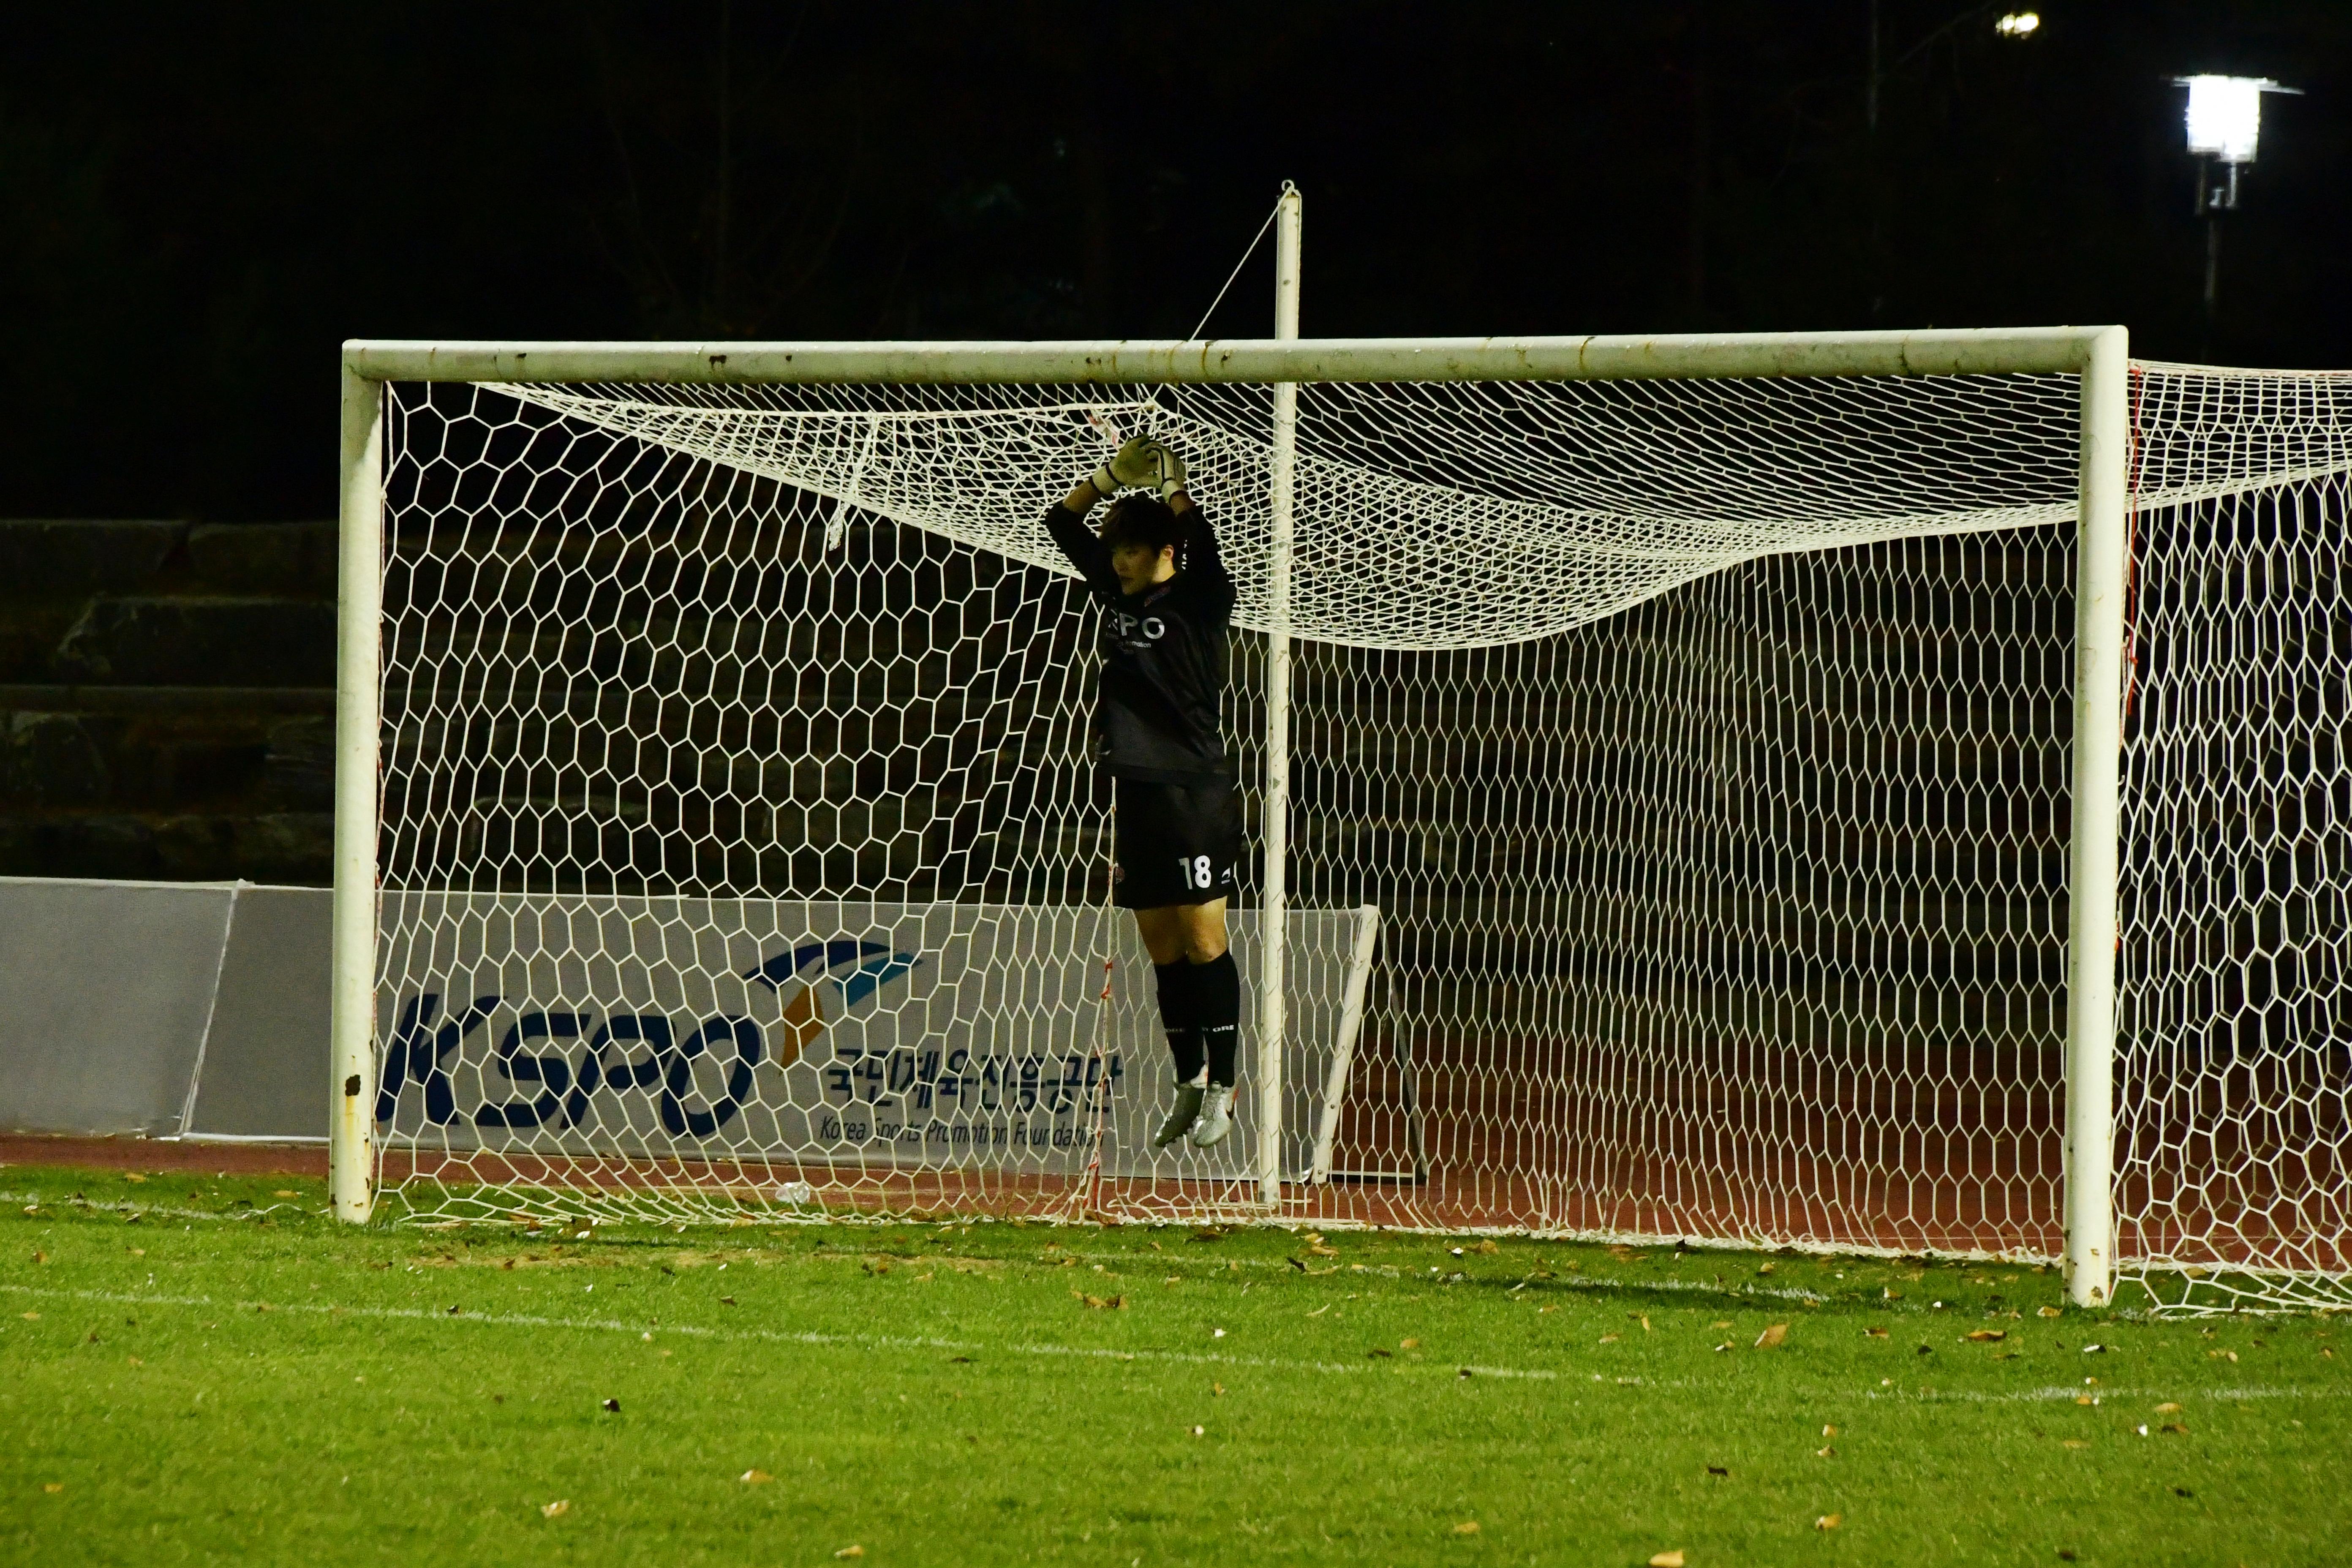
[{"xmin": 0, "ymin": 520, "xmax": 336, "ymax": 884}]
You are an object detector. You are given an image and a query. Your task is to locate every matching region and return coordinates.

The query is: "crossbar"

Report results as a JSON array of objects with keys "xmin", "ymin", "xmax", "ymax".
[{"xmin": 344, "ymin": 327, "xmax": 2115, "ymax": 386}]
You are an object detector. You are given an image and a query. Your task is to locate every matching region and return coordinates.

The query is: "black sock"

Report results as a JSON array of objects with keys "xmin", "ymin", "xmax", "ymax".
[
  {"xmin": 1154, "ymin": 961, "xmax": 1205, "ymax": 1086},
  {"xmin": 1192, "ymin": 950, "xmax": 1240, "ymax": 1086}
]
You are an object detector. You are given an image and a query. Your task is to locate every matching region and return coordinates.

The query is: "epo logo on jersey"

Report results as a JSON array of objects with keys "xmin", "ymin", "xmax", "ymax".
[
  {"xmin": 1109, "ymin": 609, "xmax": 1167, "ymax": 646},
  {"xmin": 376, "ymin": 936, "xmax": 921, "ymax": 1138}
]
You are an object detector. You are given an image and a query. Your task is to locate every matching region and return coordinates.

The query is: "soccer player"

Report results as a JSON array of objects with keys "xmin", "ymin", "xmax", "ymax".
[{"xmin": 1043, "ymin": 435, "xmax": 1244, "ymax": 1149}]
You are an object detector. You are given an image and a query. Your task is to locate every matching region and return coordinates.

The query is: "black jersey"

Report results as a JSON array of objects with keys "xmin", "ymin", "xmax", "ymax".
[{"xmin": 1043, "ymin": 501, "xmax": 1235, "ymax": 783}]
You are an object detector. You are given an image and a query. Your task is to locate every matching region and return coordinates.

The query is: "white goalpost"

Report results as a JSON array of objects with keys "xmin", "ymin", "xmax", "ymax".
[{"xmin": 328, "ymin": 319, "xmax": 2352, "ymax": 1314}]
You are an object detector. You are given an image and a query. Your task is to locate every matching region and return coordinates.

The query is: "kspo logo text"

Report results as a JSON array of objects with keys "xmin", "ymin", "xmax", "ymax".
[{"xmin": 375, "ymin": 938, "xmax": 920, "ymax": 1138}]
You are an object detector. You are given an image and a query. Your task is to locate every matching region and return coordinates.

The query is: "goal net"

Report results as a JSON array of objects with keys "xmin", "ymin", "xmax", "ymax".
[{"xmin": 353, "ymin": 345, "xmax": 2352, "ymax": 1311}]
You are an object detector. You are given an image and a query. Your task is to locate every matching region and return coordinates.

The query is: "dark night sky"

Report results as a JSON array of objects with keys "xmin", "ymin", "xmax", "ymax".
[{"xmin": 3, "ymin": 2, "xmax": 2347, "ymax": 521}]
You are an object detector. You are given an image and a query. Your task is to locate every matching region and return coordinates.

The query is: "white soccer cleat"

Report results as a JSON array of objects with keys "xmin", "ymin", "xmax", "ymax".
[
  {"xmin": 1152, "ymin": 1083, "xmax": 1206, "ymax": 1149},
  {"xmin": 1188, "ymin": 1083, "xmax": 1236, "ymax": 1148}
]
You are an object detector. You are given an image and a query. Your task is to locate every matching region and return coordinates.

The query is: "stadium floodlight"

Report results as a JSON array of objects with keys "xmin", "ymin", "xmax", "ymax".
[
  {"xmin": 2180, "ymin": 74, "xmax": 2273, "ymax": 168},
  {"xmin": 1994, "ymin": 12, "xmax": 2039, "ymax": 38},
  {"xmin": 2175, "ymin": 74, "xmax": 2300, "ymax": 329}
]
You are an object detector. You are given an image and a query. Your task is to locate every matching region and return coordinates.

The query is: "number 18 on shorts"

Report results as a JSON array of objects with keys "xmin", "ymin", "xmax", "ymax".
[{"xmin": 1111, "ymin": 779, "xmax": 1243, "ymax": 910}]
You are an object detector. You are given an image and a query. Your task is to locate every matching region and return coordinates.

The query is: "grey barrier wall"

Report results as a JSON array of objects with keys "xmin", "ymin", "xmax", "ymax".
[
  {"xmin": 189, "ymin": 885, "xmax": 333, "ymax": 1137},
  {"xmin": 0, "ymin": 876, "xmax": 330, "ymax": 1139}
]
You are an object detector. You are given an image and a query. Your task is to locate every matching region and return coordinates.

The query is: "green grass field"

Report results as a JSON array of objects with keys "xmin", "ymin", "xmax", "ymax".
[{"xmin": 3, "ymin": 1163, "xmax": 2346, "ymax": 1566}]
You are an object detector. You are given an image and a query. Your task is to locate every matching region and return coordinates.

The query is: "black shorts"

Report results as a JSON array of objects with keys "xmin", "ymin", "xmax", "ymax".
[{"xmin": 1111, "ymin": 777, "xmax": 1243, "ymax": 910}]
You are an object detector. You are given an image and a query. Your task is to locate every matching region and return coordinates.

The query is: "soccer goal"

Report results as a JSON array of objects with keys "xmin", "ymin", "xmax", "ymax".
[{"xmin": 327, "ymin": 324, "xmax": 2352, "ymax": 1312}]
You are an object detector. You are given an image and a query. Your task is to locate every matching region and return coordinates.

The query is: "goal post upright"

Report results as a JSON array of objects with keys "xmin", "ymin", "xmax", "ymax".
[
  {"xmin": 329, "ymin": 362, "xmax": 384, "ymax": 1225},
  {"xmin": 2063, "ymin": 324, "xmax": 2130, "ymax": 1308},
  {"xmin": 332, "ymin": 324, "xmax": 2132, "ymax": 1264},
  {"xmin": 1259, "ymin": 182, "xmax": 1303, "ymax": 1210}
]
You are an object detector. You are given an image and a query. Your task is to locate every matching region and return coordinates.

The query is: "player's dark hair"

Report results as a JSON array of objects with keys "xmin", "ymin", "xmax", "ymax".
[{"xmin": 1099, "ymin": 495, "xmax": 1185, "ymax": 561}]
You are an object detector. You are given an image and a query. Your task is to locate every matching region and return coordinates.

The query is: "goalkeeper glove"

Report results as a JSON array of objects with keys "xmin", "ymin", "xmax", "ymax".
[
  {"xmin": 1091, "ymin": 435, "xmax": 1159, "ymax": 498},
  {"xmin": 1138, "ymin": 438, "xmax": 1187, "ymax": 501}
]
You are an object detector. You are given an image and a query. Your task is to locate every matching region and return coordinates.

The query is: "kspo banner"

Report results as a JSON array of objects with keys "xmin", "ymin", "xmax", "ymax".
[{"xmin": 373, "ymin": 896, "xmax": 1377, "ymax": 1181}]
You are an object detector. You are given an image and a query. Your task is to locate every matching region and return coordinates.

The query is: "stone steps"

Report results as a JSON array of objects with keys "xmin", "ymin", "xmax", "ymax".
[{"xmin": 0, "ymin": 520, "xmax": 337, "ymax": 883}]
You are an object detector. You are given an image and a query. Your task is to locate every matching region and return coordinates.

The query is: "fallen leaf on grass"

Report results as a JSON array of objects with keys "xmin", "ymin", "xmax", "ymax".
[
  {"xmin": 835, "ymin": 1547, "xmax": 864, "ymax": 1559},
  {"xmin": 1755, "ymin": 1323, "xmax": 1788, "ymax": 1348},
  {"xmin": 1757, "ymin": 1262, "xmax": 1777, "ymax": 1275},
  {"xmin": 19, "ymin": 1312, "xmax": 37, "ymax": 1321},
  {"xmin": 2062, "ymin": 1440, "xmax": 2088, "ymax": 1449},
  {"xmin": 31, "ymin": 1251, "xmax": 45, "ymax": 1265},
  {"xmin": 1816, "ymin": 1446, "xmax": 1836, "ymax": 1458},
  {"xmin": 1473, "ymin": 1239, "xmax": 1498, "ymax": 1255},
  {"xmin": 2160, "ymin": 1422, "xmax": 2189, "ymax": 1435},
  {"xmin": 1649, "ymin": 1551, "xmax": 1685, "ymax": 1567},
  {"xmin": 1451, "ymin": 1520, "xmax": 1480, "ymax": 1535},
  {"xmin": 1400, "ymin": 1337, "xmax": 1420, "ymax": 1349},
  {"xmin": 948, "ymin": 1356, "xmax": 973, "ymax": 1364},
  {"xmin": 1814, "ymin": 1513, "xmax": 1840, "ymax": 1531},
  {"xmin": 1367, "ymin": 1348, "xmax": 1392, "ymax": 1358},
  {"xmin": 1966, "ymin": 1330, "xmax": 2007, "ymax": 1342},
  {"xmin": 2039, "ymin": 1305, "xmax": 2063, "ymax": 1318},
  {"xmin": 1083, "ymin": 1294, "xmax": 1125, "ymax": 1310},
  {"xmin": 1865, "ymin": 1327, "xmax": 1889, "ymax": 1338},
  {"xmin": 1823, "ymin": 1424, "xmax": 1838, "ymax": 1436},
  {"xmin": 2154, "ymin": 1402, "xmax": 2181, "ymax": 1413},
  {"xmin": 272, "ymin": 1189, "xmax": 296, "ymax": 1198},
  {"xmin": 541, "ymin": 1500, "xmax": 571, "ymax": 1518},
  {"xmin": 1706, "ymin": 1465, "xmax": 1728, "ymax": 1477},
  {"xmin": 2208, "ymin": 1349, "xmax": 2238, "ymax": 1362},
  {"xmin": 1712, "ymin": 1320, "xmax": 1733, "ymax": 1329},
  {"xmin": 1213, "ymin": 1383, "xmax": 1224, "ymax": 1396},
  {"xmin": 43, "ymin": 1484, "xmax": 62, "ymax": 1494},
  {"xmin": 740, "ymin": 1470, "xmax": 773, "ymax": 1484}
]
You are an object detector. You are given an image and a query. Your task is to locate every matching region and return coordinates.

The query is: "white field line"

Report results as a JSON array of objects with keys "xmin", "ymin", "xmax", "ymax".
[
  {"xmin": 0, "ymin": 1282, "xmax": 1553, "ymax": 1382},
  {"xmin": 1866, "ymin": 1382, "xmax": 2352, "ymax": 1405},
  {"xmin": 9, "ymin": 1280, "xmax": 2342, "ymax": 1402},
  {"xmin": 0, "ymin": 1185, "xmax": 2211, "ymax": 1322},
  {"xmin": 5, "ymin": 1188, "xmax": 311, "ymax": 1224}
]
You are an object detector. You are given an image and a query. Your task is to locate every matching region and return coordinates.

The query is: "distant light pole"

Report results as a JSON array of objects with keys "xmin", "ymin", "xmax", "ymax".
[
  {"xmin": 2176, "ymin": 75, "xmax": 2299, "ymax": 343},
  {"xmin": 1862, "ymin": 3, "xmax": 2043, "ymax": 320}
]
